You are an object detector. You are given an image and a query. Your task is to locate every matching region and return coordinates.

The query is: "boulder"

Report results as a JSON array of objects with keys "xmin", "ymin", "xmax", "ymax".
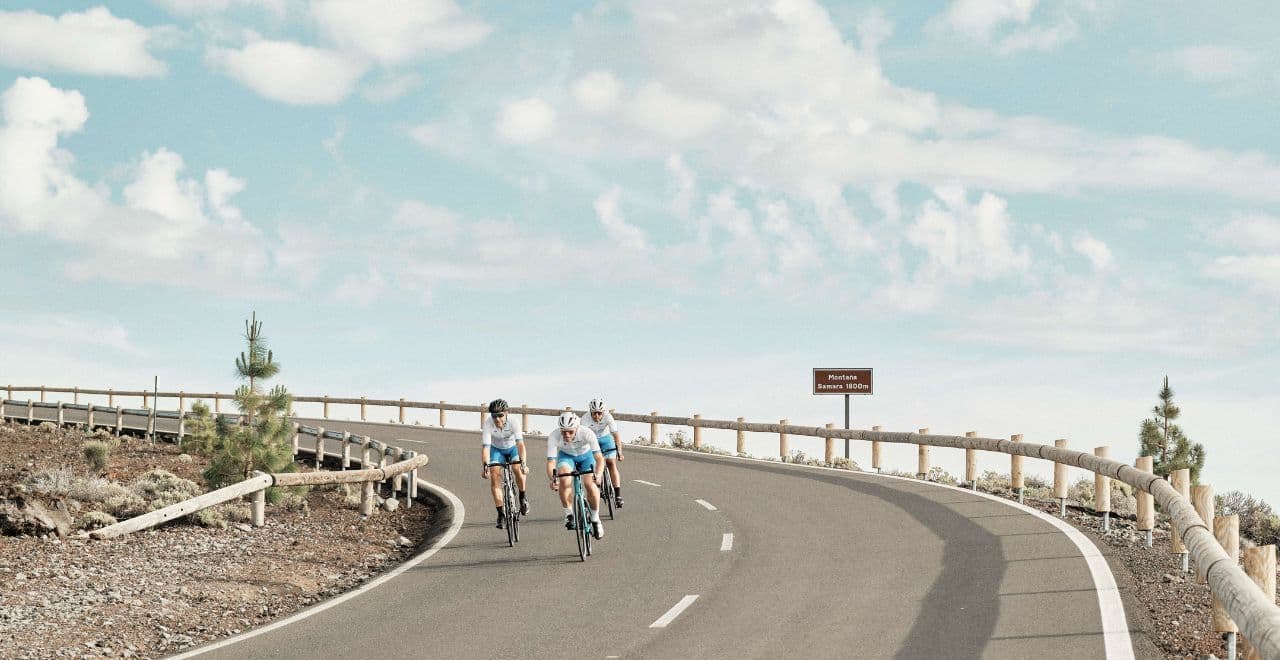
[{"xmin": 0, "ymin": 486, "xmax": 73, "ymax": 537}]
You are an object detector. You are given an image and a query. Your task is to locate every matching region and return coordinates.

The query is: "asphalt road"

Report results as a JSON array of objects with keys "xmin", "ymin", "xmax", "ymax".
[{"xmin": 5, "ymin": 407, "xmax": 1147, "ymax": 659}]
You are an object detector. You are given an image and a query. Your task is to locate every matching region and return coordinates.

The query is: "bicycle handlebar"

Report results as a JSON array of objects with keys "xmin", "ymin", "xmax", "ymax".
[{"xmin": 486, "ymin": 460, "xmax": 523, "ymax": 467}]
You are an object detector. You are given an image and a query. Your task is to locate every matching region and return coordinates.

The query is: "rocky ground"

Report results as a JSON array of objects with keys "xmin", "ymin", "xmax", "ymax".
[{"xmin": 0, "ymin": 420, "xmax": 434, "ymax": 659}]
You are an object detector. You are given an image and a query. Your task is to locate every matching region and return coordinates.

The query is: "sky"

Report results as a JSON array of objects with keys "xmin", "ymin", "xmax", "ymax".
[{"xmin": 1, "ymin": 1, "xmax": 1278, "ymax": 504}]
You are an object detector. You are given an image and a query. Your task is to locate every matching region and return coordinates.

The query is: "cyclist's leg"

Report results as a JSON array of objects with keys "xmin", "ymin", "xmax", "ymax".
[
  {"xmin": 488, "ymin": 465, "xmax": 505, "ymax": 507},
  {"xmin": 514, "ymin": 441, "xmax": 529, "ymax": 514},
  {"xmin": 556, "ymin": 455, "xmax": 575, "ymax": 524},
  {"xmin": 579, "ymin": 454, "xmax": 601, "ymax": 516}
]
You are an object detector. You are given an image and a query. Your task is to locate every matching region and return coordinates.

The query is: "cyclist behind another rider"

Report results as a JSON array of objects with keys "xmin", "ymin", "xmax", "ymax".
[
  {"xmin": 547, "ymin": 411, "xmax": 605, "ymax": 540},
  {"xmin": 482, "ymin": 399, "xmax": 528, "ymax": 529},
  {"xmin": 584, "ymin": 398, "xmax": 625, "ymax": 508}
]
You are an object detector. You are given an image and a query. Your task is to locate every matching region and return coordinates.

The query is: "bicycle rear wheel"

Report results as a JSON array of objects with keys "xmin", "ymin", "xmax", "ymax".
[
  {"xmin": 575, "ymin": 492, "xmax": 586, "ymax": 561},
  {"xmin": 603, "ymin": 472, "xmax": 615, "ymax": 521},
  {"xmin": 504, "ymin": 471, "xmax": 516, "ymax": 547}
]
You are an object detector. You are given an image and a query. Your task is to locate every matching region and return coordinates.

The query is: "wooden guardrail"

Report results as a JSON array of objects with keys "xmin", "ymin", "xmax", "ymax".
[{"xmin": 4, "ymin": 384, "xmax": 1279, "ymax": 657}]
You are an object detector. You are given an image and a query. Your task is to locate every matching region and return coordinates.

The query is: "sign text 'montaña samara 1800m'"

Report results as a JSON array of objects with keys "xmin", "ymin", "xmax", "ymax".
[{"xmin": 812, "ymin": 368, "xmax": 873, "ymax": 395}]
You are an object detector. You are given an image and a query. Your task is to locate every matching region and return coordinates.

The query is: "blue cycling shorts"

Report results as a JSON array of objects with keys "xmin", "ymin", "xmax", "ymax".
[
  {"xmin": 597, "ymin": 433, "xmax": 618, "ymax": 457},
  {"xmin": 554, "ymin": 451, "xmax": 595, "ymax": 474},
  {"xmin": 487, "ymin": 445, "xmax": 519, "ymax": 465}
]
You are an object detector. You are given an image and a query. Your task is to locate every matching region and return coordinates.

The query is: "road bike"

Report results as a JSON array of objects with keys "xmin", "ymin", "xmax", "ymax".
[
  {"xmin": 487, "ymin": 459, "xmax": 522, "ymax": 546},
  {"xmin": 562, "ymin": 469, "xmax": 595, "ymax": 561}
]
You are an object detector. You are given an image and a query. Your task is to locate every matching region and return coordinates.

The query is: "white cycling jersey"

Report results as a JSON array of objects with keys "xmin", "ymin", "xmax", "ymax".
[
  {"xmin": 583, "ymin": 411, "xmax": 618, "ymax": 440},
  {"xmin": 482, "ymin": 416, "xmax": 523, "ymax": 450},
  {"xmin": 547, "ymin": 426, "xmax": 600, "ymax": 459}
]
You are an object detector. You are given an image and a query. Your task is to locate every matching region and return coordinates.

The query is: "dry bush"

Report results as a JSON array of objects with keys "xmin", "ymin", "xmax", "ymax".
[
  {"xmin": 77, "ymin": 511, "xmax": 117, "ymax": 531},
  {"xmin": 83, "ymin": 440, "xmax": 111, "ymax": 474}
]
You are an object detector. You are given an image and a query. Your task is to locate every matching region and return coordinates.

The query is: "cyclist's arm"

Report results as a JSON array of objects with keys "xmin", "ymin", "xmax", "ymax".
[
  {"xmin": 607, "ymin": 413, "xmax": 622, "ymax": 458},
  {"xmin": 546, "ymin": 433, "xmax": 558, "ymax": 480}
]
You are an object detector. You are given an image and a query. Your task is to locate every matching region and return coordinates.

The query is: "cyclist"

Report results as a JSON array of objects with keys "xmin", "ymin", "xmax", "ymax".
[
  {"xmin": 482, "ymin": 399, "xmax": 528, "ymax": 528},
  {"xmin": 547, "ymin": 411, "xmax": 605, "ymax": 540},
  {"xmin": 584, "ymin": 397, "xmax": 625, "ymax": 508}
]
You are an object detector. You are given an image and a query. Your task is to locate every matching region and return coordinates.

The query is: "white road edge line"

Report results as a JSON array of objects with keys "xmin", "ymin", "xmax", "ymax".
[
  {"xmin": 633, "ymin": 479, "xmax": 662, "ymax": 487},
  {"xmin": 650, "ymin": 595, "xmax": 699, "ymax": 628},
  {"xmin": 695, "ymin": 499, "xmax": 717, "ymax": 511},
  {"xmin": 169, "ymin": 477, "xmax": 467, "ymax": 659},
  {"xmin": 626, "ymin": 442, "xmax": 1135, "ymax": 660},
  {"xmin": 721, "ymin": 533, "xmax": 733, "ymax": 551}
]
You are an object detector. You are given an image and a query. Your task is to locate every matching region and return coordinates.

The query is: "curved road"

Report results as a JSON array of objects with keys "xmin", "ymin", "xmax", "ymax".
[
  {"xmin": 1, "ymin": 406, "xmax": 1152, "ymax": 658},
  {"xmin": 179, "ymin": 420, "xmax": 1150, "ymax": 659}
]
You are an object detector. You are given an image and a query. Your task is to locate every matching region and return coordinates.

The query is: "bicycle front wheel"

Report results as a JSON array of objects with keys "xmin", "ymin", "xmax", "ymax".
[{"xmin": 603, "ymin": 473, "xmax": 615, "ymax": 521}]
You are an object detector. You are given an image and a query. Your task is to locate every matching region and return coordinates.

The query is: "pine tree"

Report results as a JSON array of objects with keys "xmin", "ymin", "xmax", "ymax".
[
  {"xmin": 1137, "ymin": 375, "xmax": 1205, "ymax": 483},
  {"xmin": 203, "ymin": 312, "xmax": 297, "ymax": 489}
]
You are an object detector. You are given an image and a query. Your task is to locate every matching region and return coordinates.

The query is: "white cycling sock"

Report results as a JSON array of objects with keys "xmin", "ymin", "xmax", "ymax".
[
  {"xmin": 564, "ymin": 507, "xmax": 573, "ymax": 518},
  {"xmin": 590, "ymin": 507, "xmax": 601, "ymax": 523}
]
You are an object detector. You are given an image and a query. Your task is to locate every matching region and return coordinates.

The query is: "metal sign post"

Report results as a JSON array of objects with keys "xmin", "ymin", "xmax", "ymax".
[{"xmin": 813, "ymin": 368, "xmax": 874, "ymax": 460}]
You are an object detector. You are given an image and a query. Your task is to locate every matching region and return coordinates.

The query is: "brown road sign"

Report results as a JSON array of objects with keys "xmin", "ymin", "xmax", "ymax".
[{"xmin": 813, "ymin": 368, "xmax": 873, "ymax": 395}]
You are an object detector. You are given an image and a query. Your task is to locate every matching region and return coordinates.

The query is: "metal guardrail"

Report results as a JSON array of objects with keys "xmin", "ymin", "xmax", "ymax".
[{"xmin": 4, "ymin": 384, "xmax": 1278, "ymax": 657}]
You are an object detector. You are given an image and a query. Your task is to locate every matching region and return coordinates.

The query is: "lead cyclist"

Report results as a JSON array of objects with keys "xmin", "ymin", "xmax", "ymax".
[
  {"xmin": 547, "ymin": 411, "xmax": 605, "ymax": 540},
  {"xmin": 481, "ymin": 399, "xmax": 528, "ymax": 529},
  {"xmin": 584, "ymin": 397, "xmax": 624, "ymax": 508}
]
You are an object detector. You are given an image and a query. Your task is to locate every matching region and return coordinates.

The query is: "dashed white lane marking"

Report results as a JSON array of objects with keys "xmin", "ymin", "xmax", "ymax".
[
  {"xmin": 633, "ymin": 479, "xmax": 661, "ymax": 487},
  {"xmin": 721, "ymin": 533, "xmax": 733, "ymax": 551},
  {"xmin": 650, "ymin": 595, "xmax": 699, "ymax": 628},
  {"xmin": 695, "ymin": 499, "xmax": 717, "ymax": 511}
]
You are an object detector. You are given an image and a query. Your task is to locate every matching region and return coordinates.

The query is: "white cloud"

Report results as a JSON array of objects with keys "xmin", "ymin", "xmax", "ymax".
[
  {"xmin": 1148, "ymin": 45, "xmax": 1264, "ymax": 84},
  {"xmin": 925, "ymin": 0, "xmax": 1086, "ymax": 55},
  {"xmin": 1072, "ymin": 232, "xmax": 1113, "ymax": 271},
  {"xmin": 0, "ymin": 77, "xmax": 272, "ymax": 291},
  {"xmin": 1210, "ymin": 213, "xmax": 1280, "ymax": 252},
  {"xmin": 594, "ymin": 187, "xmax": 648, "ymax": 251},
  {"xmin": 495, "ymin": 98, "xmax": 557, "ymax": 143},
  {"xmin": 625, "ymin": 82, "xmax": 724, "ymax": 141},
  {"xmin": 0, "ymin": 7, "xmax": 167, "ymax": 77},
  {"xmin": 665, "ymin": 154, "xmax": 697, "ymax": 219},
  {"xmin": 207, "ymin": 39, "xmax": 368, "ymax": 105},
  {"xmin": 0, "ymin": 313, "xmax": 140, "ymax": 354},
  {"xmin": 151, "ymin": 0, "xmax": 291, "ymax": 16},
  {"xmin": 311, "ymin": 0, "xmax": 491, "ymax": 65},
  {"xmin": 391, "ymin": 200, "xmax": 459, "ymax": 245},
  {"xmin": 1204, "ymin": 256, "xmax": 1280, "ymax": 295},
  {"xmin": 572, "ymin": 70, "xmax": 622, "ymax": 113},
  {"xmin": 333, "ymin": 267, "xmax": 387, "ymax": 306},
  {"xmin": 907, "ymin": 184, "xmax": 1030, "ymax": 281},
  {"xmin": 362, "ymin": 72, "xmax": 423, "ymax": 103}
]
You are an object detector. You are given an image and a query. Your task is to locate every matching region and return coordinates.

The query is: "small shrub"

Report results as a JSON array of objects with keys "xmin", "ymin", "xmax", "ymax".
[
  {"xmin": 37, "ymin": 421, "xmax": 58, "ymax": 433},
  {"xmin": 91, "ymin": 428, "xmax": 115, "ymax": 441},
  {"xmin": 77, "ymin": 511, "xmax": 117, "ymax": 531},
  {"xmin": 273, "ymin": 491, "xmax": 309, "ymax": 513},
  {"xmin": 27, "ymin": 468, "xmax": 77, "ymax": 498},
  {"xmin": 223, "ymin": 504, "xmax": 252, "ymax": 524},
  {"xmin": 83, "ymin": 440, "xmax": 111, "ymax": 474},
  {"xmin": 926, "ymin": 466, "xmax": 958, "ymax": 485},
  {"xmin": 830, "ymin": 456, "xmax": 860, "ymax": 471},
  {"xmin": 104, "ymin": 493, "xmax": 148, "ymax": 518},
  {"xmin": 192, "ymin": 507, "xmax": 227, "ymax": 529},
  {"xmin": 1218, "ymin": 491, "xmax": 1280, "ymax": 546},
  {"xmin": 71, "ymin": 478, "xmax": 130, "ymax": 503},
  {"xmin": 668, "ymin": 430, "xmax": 690, "ymax": 448},
  {"xmin": 340, "ymin": 483, "xmax": 362, "ymax": 509},
  {"xmin": 128, "ymin": 469, "xmax": 201, "ymax": 509}
]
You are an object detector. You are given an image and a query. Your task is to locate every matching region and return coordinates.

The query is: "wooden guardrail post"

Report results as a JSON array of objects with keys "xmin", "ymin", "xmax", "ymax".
[
  {"xmin": 871, "ymin": 425, "xmax": 882, "ymax": 472},
  {"xmin": 291, "ymin": 423, "xmax": 300, "ymax": 457},
  {"xmin": 40, "ymin": 385, "xmax": 45, "ymax": 403},
  {"xmin": 57, "ymin": 402, "xmax": 65, "ymax": 426},
  {"xmin": 736, "ymin": 417, "xmax": 745, "ymax": 455},
  {"xmin": 398, "ymin": 398, "xmax": 406, "ymax": 424},
  {"xmin": 917, "ymin": 428, "xmax": 929, "ymax": 479},
  {"xmin": 251, "ymin": 471, "xmax": 266, "ymax": 527},
  {"xmin": 1171, "ymin": 468, "xmax": 1191, "ymax": 572},
  {"xmin": 693, "ymin": 414, "xmax": 702, "ymax": 450},
  {"xmin": 114, "ymin": 406, "xmax": 123, "ymax": 433},
  {"xmin": 360, "ymin": 480, "xmax": 375, "ymax": 517},
  {"xmin": 1010, "ymin": 434, "xmax": 1024, "ymax": 503},
  {"xmin": 314, "ymin": 427, "xmax": 325, "ymax": 468},
  {"xmin": 214, "ymin": 393, "xmax": 220, "ymax": 414},
  {"xmin": 407, "ymin": 450, "xmax": 419, "ymax": 500},
  {"xmin": 178, "ymin": 391, "xmax": 184, "ymax": 412},
  {"xmin": 323, "ymin": 395, "xmax": 330, "ymax": 419},
  {"xmin": 650, "ymin": 412, "xmax": 658, "ymax": 444},
  {"xmin": 360, "ymin": 396, "xmax": 367, "ymax": 422},
  {"xmin": 1213, "ymin": 514, "xmax": 1240, "ymax": 653},
  {"xmin": 26, "ymin": 399, "xmax": 33, "ymax": 424},
  {"xmin": 361, "ymin": 439, "xmax": 375, "ymax": 473},
  {"xmin": 439, "ymin": 401, "xmax": 446, "ymax": 427},
  {"xmin": 1193, "ymin": 484, "xmax": 1215, "ymax": 583},
  {"xmin": 1095, "ymin": 446, "xmax": 1111, "ymax": 530},
  {"xmin": 341, "ymin": 432, "xmax": 352, "ymax": 469},
  {"xmin": 1242, "ymin": 545, "xmax": 1277, "ymax": 660},
  {"xmin": 142, "ymin": 391, "xmax": 148, "ymax": 408},
  {"xmin": 1054, "ymin": 439, "xmax": 1068, "ymax": 517},
  {"xmin": 779, "ymin": 419, "xmax": 788, "ymax": 461},
  {"xmin": 965, "ymin": 431, "xmax": 977, "ymax": 489},
  {"xmin": 87, "ymin": 404, "xmax": 95, "ymax": 429},
  {"xmin": 1136, "ymin": 455, "xmax": 1154, "ymax": 547},
  {"xmin": 107, "ymin": 388, "xmax": 114, "ymax": 407},
  {"xmin": 73, "ymin": 387, "xmax": 79, "ymax": 405},
  {"xmin": 5, "ymin": 385, "xmax": 11, "ymax": 400},
  {"xmin": 824, "ymin": 423, "xmax": 834, "ymax": 464},
  {"xmin": 177, "ymin": 409, "xmax": 187, "ymax": 441},
  {"xmin": 521, "ymin": 405, "xmax": 529, "ymax": 434}
]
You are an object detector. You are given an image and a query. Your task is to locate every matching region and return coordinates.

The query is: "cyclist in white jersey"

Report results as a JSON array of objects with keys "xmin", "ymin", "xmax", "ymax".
[
  {"xmin": 482, "ymin": 399, "xmax": 528, "ymax": 529},
  {"xmin": 547, "ymin": 411, "xmax": 605, "ymax": 539},
  {"xmin": 584, "ymin": 397, "xmax": 625, "ymax": 508}
]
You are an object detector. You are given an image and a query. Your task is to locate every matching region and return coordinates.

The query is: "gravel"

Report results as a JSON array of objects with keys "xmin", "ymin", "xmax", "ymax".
[{"xmin": 0, "ymin": 420, "xmax": 434, "ymax": 659}]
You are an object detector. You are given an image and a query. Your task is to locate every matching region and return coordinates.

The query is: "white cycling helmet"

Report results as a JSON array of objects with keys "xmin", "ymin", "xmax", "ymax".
[
  {"xmin": 588, "ymin": 398, "xmax": 606, "ymax": 413},
  {"xmin": 558, "ymin": 411, "xmax": 580, "ymax": 430}
]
